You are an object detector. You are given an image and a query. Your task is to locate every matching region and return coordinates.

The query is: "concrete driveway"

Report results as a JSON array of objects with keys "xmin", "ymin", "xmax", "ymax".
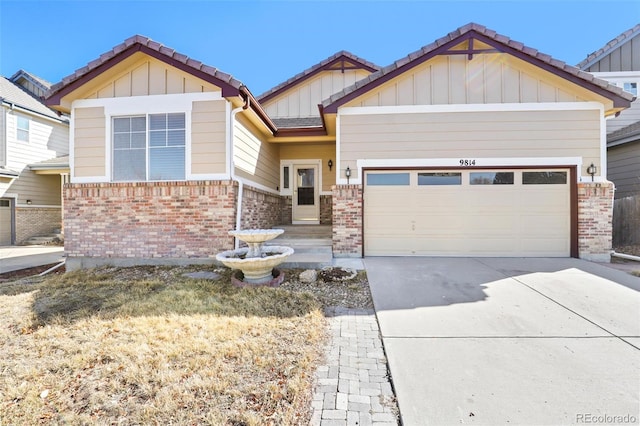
[{"xmin": 365, "ymin": 257, "xmax": 640, "ymax": 426}]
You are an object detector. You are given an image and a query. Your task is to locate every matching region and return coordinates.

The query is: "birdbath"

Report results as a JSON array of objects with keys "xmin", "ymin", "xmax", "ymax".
[{"xmin": 216, "ymin": 229, "xmax": 294, "ymax": 285}]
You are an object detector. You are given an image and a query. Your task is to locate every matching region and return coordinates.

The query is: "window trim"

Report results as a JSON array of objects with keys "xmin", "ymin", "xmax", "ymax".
[
  {"xmin": 111, "ymin": 112, "xmax": 187, "ymax": 182},
  {"xmin": 16, "ymin": 114, "xmax": 30, "ymax": 142}
]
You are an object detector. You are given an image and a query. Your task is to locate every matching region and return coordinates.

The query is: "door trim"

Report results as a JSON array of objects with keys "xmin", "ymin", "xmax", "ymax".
[{"xmin": 292, "ymin": 163, "xmax": 320, "ymax": 225}]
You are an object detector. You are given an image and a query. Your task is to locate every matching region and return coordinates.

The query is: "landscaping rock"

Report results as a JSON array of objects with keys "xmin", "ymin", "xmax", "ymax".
[{"xmin": 299, "ymin": 269, "xmax": 318, "ymax": 283}]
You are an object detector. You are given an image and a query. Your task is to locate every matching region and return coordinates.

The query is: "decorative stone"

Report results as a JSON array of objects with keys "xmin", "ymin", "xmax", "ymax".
[{"xmin": 300, "ymin": 269, "xmax": 318, "ymax": 283}]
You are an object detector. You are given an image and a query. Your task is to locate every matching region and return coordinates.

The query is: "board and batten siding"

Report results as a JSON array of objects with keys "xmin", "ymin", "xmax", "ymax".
[
  {"xmin": 191, "ymin": 100, "xmax": 227, "ymax": 175},
  {"xmin": 349, "ymin": 50, "xmax": 600, "ymax": 108},
  {"xmin": 233, "ymin": 117, "xmax": 279, "ymax": 191},
  {"xmin": 264, "ymin": 69, "xmax": 371, "ymax": 118},
  {"xmin": 582, "ymin": 36, "xmax": 640, "ymax": 73},
  {"xmin": 73, "ymin": 106, "xmax": 106, "ymax": 178},
  {"xmin": 608, "ymin": 141, "xmax": 640, "ymax": 198},
  {"xmin": 339, "ymin": 109, "xmax": 601, "ymax": 179},
  {"xmin": 279, "ymin": 142, "xmax": 336, "ymax": 192},
  {"xmin": 82, "ymin": 56, "xmax": 221, "ymax": 100}
]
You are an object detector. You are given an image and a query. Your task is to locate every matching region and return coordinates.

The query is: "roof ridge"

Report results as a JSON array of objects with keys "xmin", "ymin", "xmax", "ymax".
[
  {"xmin": 577, "ymin": 24, "xmax": 640, "ymax": 70},
  {"xmin": 323, "ymin": 22, "xmax": 634, "ymax": 111},
  {"xmin": 46, "ymin": 34, "xmax": 244, "ymax": 99},
  {"xmin": 256, "ymin": 50, "xmax": 380, "ymax": 102}
]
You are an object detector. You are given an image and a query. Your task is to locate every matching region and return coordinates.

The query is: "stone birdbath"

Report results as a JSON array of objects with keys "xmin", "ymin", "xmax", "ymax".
[{"xmin": 215, "ymin": 229, "xmax": 294, "ymax": 286}]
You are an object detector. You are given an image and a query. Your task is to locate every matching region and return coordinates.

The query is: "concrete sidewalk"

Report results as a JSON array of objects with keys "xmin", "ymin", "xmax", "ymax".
[
  {"xmin": 0, "ymin": 246, "xmax": 65, "ymax": 274},
  {"xmin": 365, "ymin": 257, "xmax": 640, "ymax": 425}
]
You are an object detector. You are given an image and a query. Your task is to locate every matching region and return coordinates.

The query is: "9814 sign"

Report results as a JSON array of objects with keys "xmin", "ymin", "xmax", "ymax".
[{"xmin": 459, "ymin": 159, "xmax": 477, "ymax": 166}]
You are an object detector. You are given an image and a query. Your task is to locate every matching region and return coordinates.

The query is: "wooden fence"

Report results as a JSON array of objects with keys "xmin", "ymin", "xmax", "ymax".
[{"xmin": 612, "ymin": 195, "xmax": 640, "ymax": 247}]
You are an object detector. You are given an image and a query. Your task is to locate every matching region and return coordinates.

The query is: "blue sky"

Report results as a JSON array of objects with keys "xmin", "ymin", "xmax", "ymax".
[{"xmin": 1, "ymin": 1, "xmax": 638, "ymax": 96}]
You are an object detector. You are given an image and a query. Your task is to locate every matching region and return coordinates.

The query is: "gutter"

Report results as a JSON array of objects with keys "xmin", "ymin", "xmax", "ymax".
[{"xmin": 0, "ymin": 99, "xmax": 68, "ymax": 124}]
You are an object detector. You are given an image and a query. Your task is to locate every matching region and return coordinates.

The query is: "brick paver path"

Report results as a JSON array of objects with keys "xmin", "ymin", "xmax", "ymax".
[{"xmin": 310, "ymin": 307, "xmax": 399, "ymax": 425}]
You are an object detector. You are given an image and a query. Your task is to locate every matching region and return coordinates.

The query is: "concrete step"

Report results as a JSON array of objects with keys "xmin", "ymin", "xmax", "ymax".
[
  {"xmin": 267, "ymin": 237, "xmax": 332, "ymax": 247},
  {"xmin": 23, "ymin": 233, "xmax": 63, "ymax": 245}
]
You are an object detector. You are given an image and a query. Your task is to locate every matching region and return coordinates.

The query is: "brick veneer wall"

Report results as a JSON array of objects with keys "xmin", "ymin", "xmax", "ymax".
[
  {"xmin": 578, "ymin": 181, "xmax": 614, "ymax": 262},
  {"xmin": 332, "ymin": 185, "xmax": 362, "ymax": 257},
  {"xmin": 16, "ymin": 207, "xmax": 62, "ymax": 244},
  {"xmin": 281, "ymin": 196, "xmax": 292, "ymax": 225},
  {"xmin": 320, "ymin": 195, "xmax": 332, "ymax": 225},
  {"xmin": 241, "ymin": 186, "xmax": 283, "ymax": 229},
  {"xmin": 64, "ymin": 181, "xmax": 237, "ymax": 264}
]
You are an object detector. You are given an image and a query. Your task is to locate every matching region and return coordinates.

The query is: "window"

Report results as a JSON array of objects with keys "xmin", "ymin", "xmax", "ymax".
[
  {"xmin": 418, "ymin": 172, "xmax": 461, "ymax": 185},
  {"xmin": 366, "ymin": 173, "xmax": 410, "ymax": 186},
  {"xmin": 623, "ymin": 82, "xmax": 637, "ymax": 96},
  {"xmin": 112, "ymin": 113, "xmax": 185, "ymax": 182},
  {"xmin": 283, "ymin": 166, "xmax": 290, "ymax": 189},
  {"xmin": 470, "ymin": 172, "xmax": 514, "ymax": 185},
  {"xmin": 16, "ymin": 115, "xmax": 29, "ymax": 142},
  {"xmin": 522, "ymin": 171, "xmax": 567, "ymax": 184}
]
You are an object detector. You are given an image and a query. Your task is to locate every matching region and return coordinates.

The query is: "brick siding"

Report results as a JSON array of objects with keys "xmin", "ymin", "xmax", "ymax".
[
  {"xmin": 332, "ymin": 185, "xmax": 362, "ymax": 257},
  {"xmin": 64, "ymin": 181, "xmax": 237, "ymax": 260},
  {"xmin": 241, "ymin": 185, "xmax": 284, "ymax": 229},
  {"xmin": 578, "ymin": 181, "xmax": 614, "ymax": 261},
  {"xmin": 16, "ymin": 207, "xmax": 61, "ymax": 244},
  {"xmin": 320, "ymin": 195, "xmax": 332, "ymax": 225}
]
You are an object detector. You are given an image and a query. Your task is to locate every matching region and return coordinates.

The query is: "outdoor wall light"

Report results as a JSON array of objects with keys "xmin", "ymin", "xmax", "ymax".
[
  {"xmin": 345, "ymin": 166, "xmax": 351, "ymax": 184},
  {"xmin": 328, "ymin": 159, "xmax": 333, "ymax": 171},
  {"xmin": 26, "ymin": 199, "xmax": 32, "ymax": 205},
  {"xmin": 587, "ymin": 163, "xmax": 597, "ymax": 181}
]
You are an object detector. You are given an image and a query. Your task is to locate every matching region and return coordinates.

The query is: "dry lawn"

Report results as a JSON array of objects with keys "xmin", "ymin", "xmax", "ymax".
[{"xmin": 0, "ymin": 266, "xmax": 327, "ymax": 425}]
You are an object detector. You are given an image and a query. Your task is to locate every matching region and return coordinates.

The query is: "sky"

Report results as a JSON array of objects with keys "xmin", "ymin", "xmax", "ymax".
[{"xmin": 1, "ymin": 1, "xmax": 639, "ymax": 96}]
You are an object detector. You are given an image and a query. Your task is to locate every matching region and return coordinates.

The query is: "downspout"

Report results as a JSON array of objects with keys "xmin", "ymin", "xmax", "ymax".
[{"xmin": 229, "ymin": 91, "xmax": 250, "ymax": 249}]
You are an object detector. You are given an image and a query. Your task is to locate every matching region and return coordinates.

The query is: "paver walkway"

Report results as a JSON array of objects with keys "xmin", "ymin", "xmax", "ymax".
[{"xmin": 310, "ymin": 307, "xmax": 399, "ymax": 426}]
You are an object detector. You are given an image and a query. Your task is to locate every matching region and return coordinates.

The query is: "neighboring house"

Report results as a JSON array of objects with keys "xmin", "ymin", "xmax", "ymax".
[
  {"xmin": 0, "ymin": 70, "xmax": 69, "ymax": 245},
  {"xmin": 578, "ymin": 24, "xmax": 640, "ymax": 199},
  {"xmin": 43, "ymin": 23, "xmax": 632, "ymax": 269}
]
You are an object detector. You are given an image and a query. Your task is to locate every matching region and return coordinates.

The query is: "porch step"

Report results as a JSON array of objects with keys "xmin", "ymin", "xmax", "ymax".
[
  {"xmin": 265, "ymin": 225, "xmax": 333, "ymax": 268},
  {"xmin": 22, "ymin": 231, "xmax": 63, "ymax": 246}
]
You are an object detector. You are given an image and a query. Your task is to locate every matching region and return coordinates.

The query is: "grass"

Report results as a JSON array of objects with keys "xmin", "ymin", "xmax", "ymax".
[{"xmin": 0, "ymin": 266, "xmax": 326, "ymax": 425}]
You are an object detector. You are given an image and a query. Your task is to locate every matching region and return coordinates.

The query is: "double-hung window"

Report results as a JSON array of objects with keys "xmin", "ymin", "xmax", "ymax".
[
  {"xmin": 17, "ymin": 115, "xmax": 30, "ymax": 142},
  {"xmin": 112, "ymin": 113, "xmax": 186, "ymax": 181}
]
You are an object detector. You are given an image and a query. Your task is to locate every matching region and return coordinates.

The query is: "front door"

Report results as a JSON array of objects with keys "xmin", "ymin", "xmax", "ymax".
[{"xmin": 292, "ymin": 164, "xmax": 319, "ymax": 224}]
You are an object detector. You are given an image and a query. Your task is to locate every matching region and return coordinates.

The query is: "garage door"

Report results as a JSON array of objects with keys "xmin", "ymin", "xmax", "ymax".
[
  {"xmin": 0, "ymin": 199, "xmax": 12, "ymax": 245},
  {"xmin": 364, "ymin": 169, "xmax": 571, "ymax": 257}
]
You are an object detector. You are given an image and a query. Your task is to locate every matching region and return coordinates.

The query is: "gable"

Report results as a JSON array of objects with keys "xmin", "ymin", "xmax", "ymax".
[
  {"xmin": 342, "ymin": 40, "xmax": 618, "ymax": 111},
  {"xmin": 263, "ymin": 67, "xmax": 372, "ymax": 119},
  {"xmin": 579, "ymin": 24, "xmax": 640, "ymax": 73},
  {"xmin": 54, "ymin": 52, "xmax": 222, "ymax": 111}
]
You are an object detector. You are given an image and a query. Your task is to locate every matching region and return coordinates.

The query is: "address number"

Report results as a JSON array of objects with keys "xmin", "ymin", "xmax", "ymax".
[{"xmin": 459, "ymin": 159, "xmax": 477, "ymax": 166}]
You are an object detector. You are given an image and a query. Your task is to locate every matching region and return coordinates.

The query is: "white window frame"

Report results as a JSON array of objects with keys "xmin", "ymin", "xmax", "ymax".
[{"xmin": 16, "ymin": 114, "xmax": 30, "ymax": 142}]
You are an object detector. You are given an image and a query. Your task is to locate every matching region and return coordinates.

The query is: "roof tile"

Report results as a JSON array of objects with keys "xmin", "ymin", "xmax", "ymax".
[{"xmin": 577, "ymin": 24, "xmax": 640, "ymax": 69}]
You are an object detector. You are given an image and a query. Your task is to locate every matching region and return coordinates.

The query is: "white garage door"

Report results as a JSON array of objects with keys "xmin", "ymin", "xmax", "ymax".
[
  {"xmin": 0, "ymin": 199, "xmax": 12, "ymax": 245},
  {"xmin": 364, "ymin": 169, "xmax": 571, "ymax": 257}
]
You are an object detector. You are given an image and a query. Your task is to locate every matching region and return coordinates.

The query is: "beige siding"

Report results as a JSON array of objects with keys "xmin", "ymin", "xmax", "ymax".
[
  {"xmin": 5, "ymin": 172, "xmax": 61, "ymax": 205},
  {"xmin": 74, "ymin": 107, "xmax": 106, "ymax": 178},
  {"xmin": 349, "ymin": 48, "xmax": 607, "ymax": 108},
  {"xmin": 191, "ymin": 100, "xmax": 227, "ymax": 175},
  {"xmin": 83, "ymin": 56, "xmax": 221, "ymax": 100},
  {"xmin": 608, "ymin": 141, "xmax": 640, "ymax": 198},
  {"xmin": 234, "ymin": 117, "xmax": 279, "ymax": 190},
  {"xmin": 584, "ymin": 36, "xmax": 640, "ymax": 72},
  {"xmin": 0, "ymin": 108, "xmax": 5, "ymax": 166},
  {"xmin": 340, "ymin": 109, "xmax": 601, "ymax": 179},
  {"xmin": 279, "ymin": 142, "xmax": 336, "ymax": 192},
  {"xmin": 264, "ymin": 69, "xmax": 371, "ymax": 118}
]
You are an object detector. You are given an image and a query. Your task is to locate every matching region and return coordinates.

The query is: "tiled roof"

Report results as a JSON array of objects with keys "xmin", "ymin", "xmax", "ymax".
[
  {"xmin": 46, "ymin": 35, "xmax": 245, "ymax": 101},
  {"xmin": 0, "ymin": 77, "xmax": 66, "ymax": 121},
  {"xmin": 323, "ymin": 23, "xmax": 634, "ymax": 112},
  {"xmin": 257, "ymin": 51, "xmax": 379, "ymax": 103},
  {"xmin": 272, "ymin": 117, "xmax": 324, "ymax": 128},
  {"xmin": 609, "ymin": 120, "xmax": 640, "ymax": 145},
  {"xmin": 577, "ymin": 24, "xmax": 640, "ymax": 70}
]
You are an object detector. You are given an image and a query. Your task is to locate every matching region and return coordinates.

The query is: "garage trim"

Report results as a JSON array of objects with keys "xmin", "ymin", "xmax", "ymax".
[{"xmin": 362, "ymin": 165, "xmax": 578, "ymax": 258}]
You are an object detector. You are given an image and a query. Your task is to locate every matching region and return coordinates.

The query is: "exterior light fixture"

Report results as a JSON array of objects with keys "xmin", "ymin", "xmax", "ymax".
[
  {"xmin": 328, "ymin": 159, "xmax": 333, "ymax": 171},
  {"xmin": 26, "ymin": 199, "xmax": 32, "ymax": 205},
  {"xmin": 345, "ymin": 166, "xmax": 351, "ymax": 184},
  {"xmin": 587, "ymin": 163, "xmax": 597, "ymax": 181}
]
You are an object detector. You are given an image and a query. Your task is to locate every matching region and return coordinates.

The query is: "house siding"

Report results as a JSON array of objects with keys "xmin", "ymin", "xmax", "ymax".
[
  {"xmin": 191, "ymin": 99, "xmax": 227, "ymax": 175},
  {"xmin": 15, "ymin": 207, "xmax": 61, "ymax": 244},
  {"xmin": 263, "ymin": 69, "xmax": 371, "ymax": 118},
  {"xmin": 577, "ymin": 182, "xmax": 615, "ymax": 261},
  {"xmin": 233, "ymin": 116, "xmax": 279, "ymax": 191},
  {"xmin": 73, "ymin": 106, "xmax": 106, "ymax": 178},
  {"xmin": 279, "ymin": 142, "xmax": 336, "ymax": 192},
  {"xmin": 348, "ymin": 49, "xmax": 606, "ymax": 108},
  {"xmin": 582, "ymin": 36, "xmax": 640, "ymax": 73},
  {"xmin": 339, "ymin": 108, "xmax": 601, "ymax": 180},
  {"xmin": 608, "ymin": 141, "xmax": 640, "ymax": 198}
]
